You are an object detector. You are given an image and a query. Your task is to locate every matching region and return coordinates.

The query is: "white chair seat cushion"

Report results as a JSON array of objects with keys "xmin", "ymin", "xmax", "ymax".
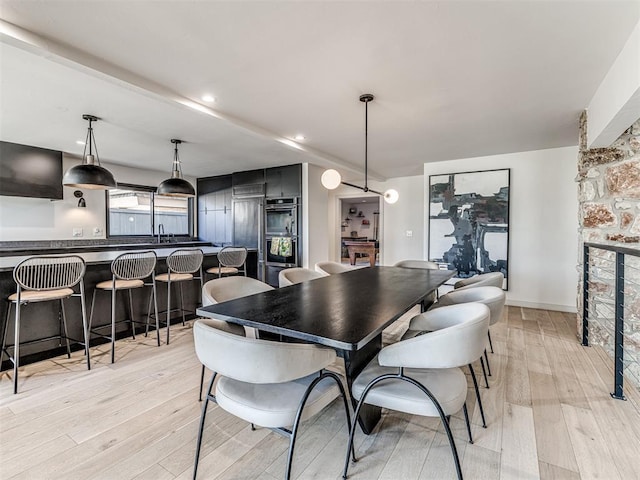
[
  {"xmin": 9, "ymin": 288, "xmax": 74, "ymax": 303},
  {"xmin": 207, "ymin": 266, "xmax": 239, "ymax": 275},
  {"xmin": 352, "ymin": 357, "xmax": 467, "ymax": 417},
  {"xmin": 216, "ymin": 373, "xmax": 340, "ymax": 429},
  {"xmin": 155, "ymin": 273, "xmax": 193, "ymax": 282},
  {"xmin": 96, "ymin": 279, "xmax": 144, "ymax": 290}
]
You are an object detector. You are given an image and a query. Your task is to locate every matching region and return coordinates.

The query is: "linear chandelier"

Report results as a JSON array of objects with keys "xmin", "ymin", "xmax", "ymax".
[{"xmin": 321, "ymin": 94, "xmax": 398, "ymax": 204}]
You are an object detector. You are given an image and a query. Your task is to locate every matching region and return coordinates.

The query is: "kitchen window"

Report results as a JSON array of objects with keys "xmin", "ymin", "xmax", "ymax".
[{"xmin": 107, "ymin": 184, "xmax": 192, "ymax": 237}]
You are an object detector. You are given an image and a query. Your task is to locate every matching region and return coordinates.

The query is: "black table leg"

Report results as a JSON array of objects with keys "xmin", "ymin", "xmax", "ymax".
[{"xmin": 340, "ymin": 334, "xmax": 382, "ymax": 435}]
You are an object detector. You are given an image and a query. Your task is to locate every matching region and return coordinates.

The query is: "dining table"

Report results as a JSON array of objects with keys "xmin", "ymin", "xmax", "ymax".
[{"xmin": 196, "ymin": 265, "xmax": 454, "ymax": 434}]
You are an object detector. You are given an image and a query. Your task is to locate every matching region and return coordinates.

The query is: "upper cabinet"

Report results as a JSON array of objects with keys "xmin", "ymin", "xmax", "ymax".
[
  {"xmin": 265, "ymin": 164, "xmax": 302, "ymax": 198},
  {"xmin": 232, "ymin": 168, "xmax": 265, "ymax": 197},
  {"xmin": 197, "ymin": 175, "xmax": 232, "ymax": 245}
]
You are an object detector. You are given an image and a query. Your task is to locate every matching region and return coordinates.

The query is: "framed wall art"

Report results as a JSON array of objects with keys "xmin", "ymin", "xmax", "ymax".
[{"xmin": 428, "ymin": 168, "xmax": 510, "ymax": 289}]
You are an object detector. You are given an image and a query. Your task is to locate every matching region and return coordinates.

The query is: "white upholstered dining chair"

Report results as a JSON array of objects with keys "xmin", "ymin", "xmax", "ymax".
[
  {"xmin": 394, "ymin": 259, "xmax": 440, "ymax": 309},
  {"xmin": 314, "ymin": 261, "xmax": 352, "ymax": 275},
  {"xmin": 278, "ymin": 267, "xmax": 324, "ymax": 287},
  {"xmin": 403, "ymin": 286, "xmax": 505, "ymax": 429},
  {"xmin": 198, "ymin": 276, "xmax": 274, "ymax": 400},
  {"xmin": 454, "ymin": 271, "xmax": 504, "ymax": 290},
  {"xmin": 342, "ymin": 302, "xmax": 490, "ymax": 480},
  {"xmin": 193, "ymin": 319, "xmax": 353, "ymax": 480}
]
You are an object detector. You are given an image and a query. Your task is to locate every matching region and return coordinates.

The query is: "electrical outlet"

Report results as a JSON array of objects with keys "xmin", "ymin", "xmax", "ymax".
[
  {"xmin": 406, "ymin": 230, "xmax": 413, "ymax": 237},
  {"xmin": 93, "ymin": 227, "xmax": 103, "ymax": 237},
  {"xmin": 73, "ymin": 228, "xmax": 83, "ymax": 237}
]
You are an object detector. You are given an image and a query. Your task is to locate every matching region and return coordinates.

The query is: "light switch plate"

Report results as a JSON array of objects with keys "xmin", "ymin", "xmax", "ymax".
[{"xmin": 406, "ymin": 230, "xmax": 413, "ymax": 237}]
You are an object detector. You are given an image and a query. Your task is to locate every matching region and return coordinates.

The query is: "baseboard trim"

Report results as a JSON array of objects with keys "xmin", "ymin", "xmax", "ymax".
[{"xmin": 506, "ymin": 299, "xmax": 577, "ymax": 313}]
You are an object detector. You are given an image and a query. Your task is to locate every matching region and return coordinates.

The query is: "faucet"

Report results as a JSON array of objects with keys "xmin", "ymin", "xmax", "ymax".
[{"xmin": 157, "ymin": 223, "xmax": 165, "ymax": 243}]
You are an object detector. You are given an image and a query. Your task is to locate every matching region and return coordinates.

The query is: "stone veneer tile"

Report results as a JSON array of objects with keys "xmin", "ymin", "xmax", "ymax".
[
  {"xmin": 579, "ymin": 147, "xmax": 625, "ymax": 170},
  {"xmin": 605, "ymin": 160, "xmax": 640, "ymax": 198},
  {"xmin": 621, "ymin": 212, "xmax": 634, "ymax": 229},
  {"xmin": 582, "ymin": 203, "xmax": 617, "ymax": 228}
]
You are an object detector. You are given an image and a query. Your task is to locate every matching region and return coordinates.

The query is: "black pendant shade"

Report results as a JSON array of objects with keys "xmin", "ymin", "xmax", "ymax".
[
  {"xmin": 157, "ymin": 139, "xmax": 195, "ymax": 197},
  {"xmin": 63, "ymin": 115, "xmax": 117, "ymax": 190}
]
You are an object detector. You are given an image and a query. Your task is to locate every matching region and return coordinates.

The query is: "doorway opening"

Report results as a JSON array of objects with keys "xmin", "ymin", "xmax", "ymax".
[{"xmin": 339, "ymin": 195, "xmax": 381, "ymax": 266}]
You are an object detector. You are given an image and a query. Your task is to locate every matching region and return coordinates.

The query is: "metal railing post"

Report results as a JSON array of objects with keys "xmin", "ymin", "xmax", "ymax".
[
  {"xmin": 582, "ymin": 244, "xmax": 589, "ymax": 346},
  {"xmin": 611, "ymin": 252, "xmax": 626, "ymax": 400}
]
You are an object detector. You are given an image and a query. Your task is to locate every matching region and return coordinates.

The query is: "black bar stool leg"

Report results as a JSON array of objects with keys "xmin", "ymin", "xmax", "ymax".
[
  {"xmin": 128, "ymin": 289, "xmax": 136, "ymax": 339},
  {"xmin": 13, "ymin": 299, "xmax": 21, "ymax": 394},
  {"xmin": 179, "ymin": 282, "xmax": 186, "ymax": 326},
  {"xmin": 166, "ymin": 280, "xmax": 172, "ymax": 345},
  {"xmin": 152, "ymin": 278, "xmax": 160, "ymax": 347},
  {"xmin": 111, "ymin": 288, "xmax": 116, "ymax": 364},
  {"xmin": 60, "ymin": 298, "xmax": 72, "ymax": 358}
]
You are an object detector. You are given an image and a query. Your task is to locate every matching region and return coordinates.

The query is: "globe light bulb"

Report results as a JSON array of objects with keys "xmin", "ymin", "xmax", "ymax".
[
  {"xmin": 384, "ymin": 188, "xmax": 399, "ymax": 204},
  {"xmin": 321, "ymin": 169, "xmax": 342, "ymax": 190}
]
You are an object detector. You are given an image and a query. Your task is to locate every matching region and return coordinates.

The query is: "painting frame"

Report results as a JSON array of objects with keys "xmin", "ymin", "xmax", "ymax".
[{"xmin": 428, "ymin": 168, "xmax": 510, "ymax": 290}]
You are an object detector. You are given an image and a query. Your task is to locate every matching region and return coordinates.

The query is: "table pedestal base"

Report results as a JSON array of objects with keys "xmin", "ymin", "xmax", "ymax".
[{"xmin": 340, "ymin": 334, "xmax": 382, "ymax": 435}]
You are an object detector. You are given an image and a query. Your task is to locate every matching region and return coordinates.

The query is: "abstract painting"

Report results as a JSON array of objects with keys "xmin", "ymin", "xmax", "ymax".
[{"xmin": 428, "ymin": 169, "xmax": 510, "ymax": 289}]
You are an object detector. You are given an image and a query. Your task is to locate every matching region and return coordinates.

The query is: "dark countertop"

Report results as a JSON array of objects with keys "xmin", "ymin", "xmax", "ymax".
[
  {"xmin": 0, "ymin": 245, "xmax": 224, "ymax": 272},
  {"xmin": 0, "ymin": 240, "xmax": 211, "ymax": 257}
]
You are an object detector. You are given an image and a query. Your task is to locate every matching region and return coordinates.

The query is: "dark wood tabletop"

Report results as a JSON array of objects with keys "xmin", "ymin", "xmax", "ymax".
[{"xmin": 197, "ymin": 266, "xmax": 454, "ymax": 351}]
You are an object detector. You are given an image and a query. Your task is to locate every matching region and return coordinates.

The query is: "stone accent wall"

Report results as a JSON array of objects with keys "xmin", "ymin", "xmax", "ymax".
[{"xmin": 577, "ymin": 113, "xmax": 640, "ymax": 388}]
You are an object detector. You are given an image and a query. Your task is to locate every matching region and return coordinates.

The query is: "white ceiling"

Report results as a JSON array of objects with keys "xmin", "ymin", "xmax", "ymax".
[{"xmin": 0, "ymin": 1, "xmax": 638, "ymax": 181}]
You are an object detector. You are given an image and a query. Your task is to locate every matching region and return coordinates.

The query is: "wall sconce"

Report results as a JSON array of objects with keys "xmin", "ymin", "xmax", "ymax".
[{"xmin": 74, "ymin": 190, "xmax": 86, "ymax": 208}]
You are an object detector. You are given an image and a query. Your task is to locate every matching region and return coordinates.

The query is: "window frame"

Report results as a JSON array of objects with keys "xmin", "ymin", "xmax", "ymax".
[{"xmin": 106, "ymin": 183, "xmax": 193, "ymax": 238}]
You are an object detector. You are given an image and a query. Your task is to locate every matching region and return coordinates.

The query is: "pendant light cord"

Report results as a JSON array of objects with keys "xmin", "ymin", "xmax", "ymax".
[
  {"xmin": 364, "ymin": 99, "xmax": 368, "ymax": 191},
  {"xmin": 82, "ymin": 116, "xmax": 101, "ymax": 166}
]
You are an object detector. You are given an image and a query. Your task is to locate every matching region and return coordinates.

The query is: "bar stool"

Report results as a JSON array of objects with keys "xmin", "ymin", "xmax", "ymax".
[
  {"xmin": 2, "ymin": 255, "xmax": 90, "ymax": 394},
  {"xmin": 151, "ymin": 248, "xmax": 203, "ymax": 345},
  {"xmin": 206, "ymin": 246, "xmax": 247, "ymax": 278},
  {"xmin": 88, "ymin": 251, "xmax": 160, "ymax": 364}
]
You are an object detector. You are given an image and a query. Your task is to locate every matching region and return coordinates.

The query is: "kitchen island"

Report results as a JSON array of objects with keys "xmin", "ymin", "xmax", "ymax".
[{"xmin": 0, "ymin": 244, "xmax": 257, "ymax": 369}]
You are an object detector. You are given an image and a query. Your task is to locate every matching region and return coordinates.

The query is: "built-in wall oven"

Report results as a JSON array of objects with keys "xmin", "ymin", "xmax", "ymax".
[
  {"xmin": 264, "ymin": 198, "xmax": 299, "ymax": 285},
  {"xmin": 265, "ymin": 197, "xmax": 297, "ymax": 237}
]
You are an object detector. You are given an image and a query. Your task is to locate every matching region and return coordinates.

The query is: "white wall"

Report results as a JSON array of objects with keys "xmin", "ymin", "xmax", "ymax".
[
  {"xmin": 0, "ymin": 156, "xmax": 196, "ymax": 241},
  {"xmin": 327, "ymin": 175, "xmax": 425, "ymax": 266},
  {"xmin": 301, "ymin": 163, "xmax": 329, "ymax": 269},
  {"xmin": 588, "ymin": 18, "xmax": 640, "ymax": 147},
  {"xmin": 425, "ymin": 146, "xmax": 579, "ymax": 312}
]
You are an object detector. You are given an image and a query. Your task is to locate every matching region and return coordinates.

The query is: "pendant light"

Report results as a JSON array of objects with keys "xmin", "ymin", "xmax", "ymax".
[
  {"xmin": 321, "ymin": 94, "xmax": 399, "ymax": 204},
  {"xmin": 63, "ymin": 115, "xmax": 117, "ymax": 189},
  {"xmin": 157, "ymin": 139, "xmax": 195, "ymax": 197}
]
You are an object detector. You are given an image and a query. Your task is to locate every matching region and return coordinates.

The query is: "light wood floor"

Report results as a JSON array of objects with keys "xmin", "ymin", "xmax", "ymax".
[{"xmin": 1, "ymin": 306, "xmax": 639, "ymax": 480}]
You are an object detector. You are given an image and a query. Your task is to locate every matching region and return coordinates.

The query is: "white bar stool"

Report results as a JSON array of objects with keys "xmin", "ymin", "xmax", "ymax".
[
  {"xmin": 151, "ymin": 248, "xmax": 203, "ymax": 345},
  {"xmin": 2, "ymin": 255, "xmax": 90, "ymax": 394},
  {"xmin": 88, "ymin": 251, "xmax": 160, "ymax": 363}
]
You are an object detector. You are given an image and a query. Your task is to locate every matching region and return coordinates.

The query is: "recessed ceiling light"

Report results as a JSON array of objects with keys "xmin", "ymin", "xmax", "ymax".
[
  {"xmin": 202, "ymin": 94, "xmax": 215, "ymax": 102},
  {"xmin": 294, "ymin": 135, "xmax": 305, "ymax": 141},
  {"xmin": 76, "ymin": 140, "xmax": 85, "ymax": 145}
]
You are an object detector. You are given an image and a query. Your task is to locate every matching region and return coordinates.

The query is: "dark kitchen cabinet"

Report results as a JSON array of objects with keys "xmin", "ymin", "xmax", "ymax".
[
  {"xmin": 265, "ymin": 164, "xmax": 301, "ymax": 198},
  {"xmin": 197, "ymin": 175, "xmax": 232, "ymax": 245},
  {"xmin": 232, "ymin": 168, "xmax": 265, "ymax": 197}
]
